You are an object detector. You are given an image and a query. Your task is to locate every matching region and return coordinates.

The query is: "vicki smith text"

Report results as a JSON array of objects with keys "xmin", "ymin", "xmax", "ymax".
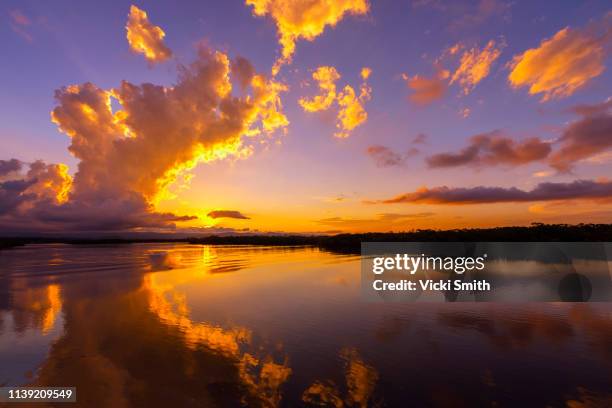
[{"xmin": 372, "ymin": 278, "xmax": 491, "ymax": 292}]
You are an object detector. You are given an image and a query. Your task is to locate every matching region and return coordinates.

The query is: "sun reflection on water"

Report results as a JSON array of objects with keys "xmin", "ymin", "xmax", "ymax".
[
  {"xmin": 144, "ymin": 246, "xmax": 294, "ymax": 406},
  {"xmin": 0, "ymin": 244, "xmax": 611, "ymax": 407}
]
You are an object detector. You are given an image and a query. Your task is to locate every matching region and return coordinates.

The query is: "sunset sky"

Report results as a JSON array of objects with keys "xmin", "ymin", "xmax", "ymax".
[{"xmin": 1, "ymin": 0, "xmax": 611, "ymax": 235}]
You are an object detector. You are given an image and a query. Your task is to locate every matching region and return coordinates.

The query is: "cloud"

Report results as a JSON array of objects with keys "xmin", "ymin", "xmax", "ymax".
[
  {"xmin": 424, "ymin": 100, "xmax": 611, "ymax": 173},
  {"xmin": 404, "ymin": 38, "xmax": 503, "ymax": 105},
  {"xmin": 413, "ymin": 0, "xmax": 512, "ymax": 31},
  {"xmin": 571, "ymin": 98, "xmax": 612, "ymax": 116},
  {"xmin": 450, "ymin": 39, "xmax": 503, "ymax": 94},
  {"xmin": 51, "ymin": 46, "xmax": 287, "ymax": 203},
  {"xmin": 370, "ymin": 179, "xmax": 612, "ymax": 205},
  {"xmin": 0, "ymin": 179, "xmax": 35, "ymax": 216},
  {"xmin": 207, "ymin": 210, "xmax": 250, "ymax": 220},
  {"xmin": 299, "ymin": 66, "xmax": 371, "ymax": 138},
  {"xmin": 402, "ymin": 70, "xmax": 448, "ymax": 105},
  {"xmin": 23, "ymin": 196, "xmax": 195, "ymax": 232},
  {"xmin": 583, "ymin": 151, "xmax": 612, "ymax": 165},
  {"xmin": 0, "ymin": 160, "xmax": 71, "ymax": 216},
  {"xmin": 246, "ymin": 0, "xmax": 369, "ymax": 74},
  {"xmin": 533, "ymin": 170, "xmax": 554, "ymax": 178},
  {"xmin": 549, "ymin": 100, "xmax": 612, "ymax": 172},
  {"xmin": 451, "ymin": 0, "xmax": 511, "ymax": 30},
  {"xmin": 299, "ymin": 66, "xmax": 340, "ymax": 112},
  {"xmin": 425, "ymin": 100, "xmax": 611, "ymax": 173},
  {"xmin": 126, "ymin": 5, "xmax": 172, "ymax": 63},
  {"xmin": 336, "ymin": 79, "xmax": 371, "ymax": 138},
  {"xmin": 412, "ymin": 133, "xmax": 428, "ymax": 144},
  {"xmin": 231, "ymin": 56, "xmax": 256, "ymax": 90},
  {"xmin": 366, "ymin": 146, "xmax": 404, "ymax": 167},
  {"xmin": 427, "ymin": 130, "xmax": 552, "ymax": 168},
  {"xmin": 404, "ymin": 38, "xmax": 503, "ymax": 104},
  {"xmin": 508, "ymin": 15, "xmax": 611, "ymax": 101},
  {"xmin": 0, "ymin": 159, "xmax": 22, "ymax": 177},
  {"xmin": 25, "ymin": 160, "xmax": 72, "ymax": 204},
  {"xmin": 9, "ymin": 9, "xmax": 34, "ymax": 43},
  {"xmin": 366, "ymin": 145, "xmax": 419, "ymax": 167},
  {"xmin": 1, "ymin": 44, "xmax": 288, "ymax": 233},
  {"xmin": 0, "ymin": 162, "xmax": 194, "ymax": 233},
  {"xmin": 9, "ymin": 9, "xmax": 30, "ymax": 26}
]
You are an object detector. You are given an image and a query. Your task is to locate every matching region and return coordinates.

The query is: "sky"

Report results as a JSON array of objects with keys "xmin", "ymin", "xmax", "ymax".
[{"xmin": 0, "ymin": 0, "xmax": 611, "ymax": 235}]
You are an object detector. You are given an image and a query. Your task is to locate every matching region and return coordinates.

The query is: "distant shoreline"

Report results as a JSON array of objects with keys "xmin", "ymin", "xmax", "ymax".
[{"xmin": 2, "ymin": 223, "xmax": 612, "ymax": 253}]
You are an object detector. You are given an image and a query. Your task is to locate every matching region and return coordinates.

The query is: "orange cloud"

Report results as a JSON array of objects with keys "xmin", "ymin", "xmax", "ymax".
[
  {"xmin": 126, "ymin": 5, "xmax": 172, "ymax": 63},
  {"xmin": 25, "ymin": 161, "xmax": 72, "ymax": 204},
  {"xmin": 508, "ymin": 16, "xmax": 611, "ymax": 101},
  {"xmin": 336, "ymin": 80, "xmax": 371, "ymax": 138},
  {"xmin": 405, "ymin": 39, "xmax": 503, "ymax": 104},
  {"xmin": 402, "ymin": 70, "xmax": 449, "ymax": 105},
  {"xmin": 0, "ymin": 45, "xmax": 288, "ymax": 233},
  {"xmin": 231, "ymin": 56, "xmax": 256, "ymax": 90},
  {"xmin": 51, "ymin": 47, "xmax": 287, "ymax": 206},
  {"xmin": 299, "ymin": 66, "xmax": 340, "ymax": 112},
  {"xmin": 0, "ymin": 160, "xmax": 72, "ymax": 217},
  {"xmin": 245, "ymin": 0, "xmax": 369, "ymax": 74},
  {"xmin": 9, "ymin": 9, "xmax": 34, "ymax": 43},
  {"xmin": 450, "ymin": 39, "xmax": 503, "ymax": 94},
  {"xmin": 299, "ymin": 66, "xmax": 371, "ymax": 138}
]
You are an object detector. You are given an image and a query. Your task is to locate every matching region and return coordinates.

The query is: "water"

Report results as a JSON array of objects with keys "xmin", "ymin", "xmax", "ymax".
[{"xmin": 0, "ymin": 243, "xmax": 610, "ymax": 407}]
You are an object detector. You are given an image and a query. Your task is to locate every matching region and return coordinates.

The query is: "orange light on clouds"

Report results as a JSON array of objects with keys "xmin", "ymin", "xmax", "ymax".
[
  {"xmin": 126, "ymin": 5, "xmax": 172, "ymax": 63},
  {"xmin": 245, "ymin": 0, "xmax": 370, "ymax": 74},
  {"xmin": 508, "ymin": 20, "xmax": 608, "ymax": 101}
]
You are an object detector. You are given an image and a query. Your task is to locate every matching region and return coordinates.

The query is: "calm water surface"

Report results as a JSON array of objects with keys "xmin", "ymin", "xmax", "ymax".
[{"xmin": 0, "ymin": 244, "xmax": 611, "ymax": 407}]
